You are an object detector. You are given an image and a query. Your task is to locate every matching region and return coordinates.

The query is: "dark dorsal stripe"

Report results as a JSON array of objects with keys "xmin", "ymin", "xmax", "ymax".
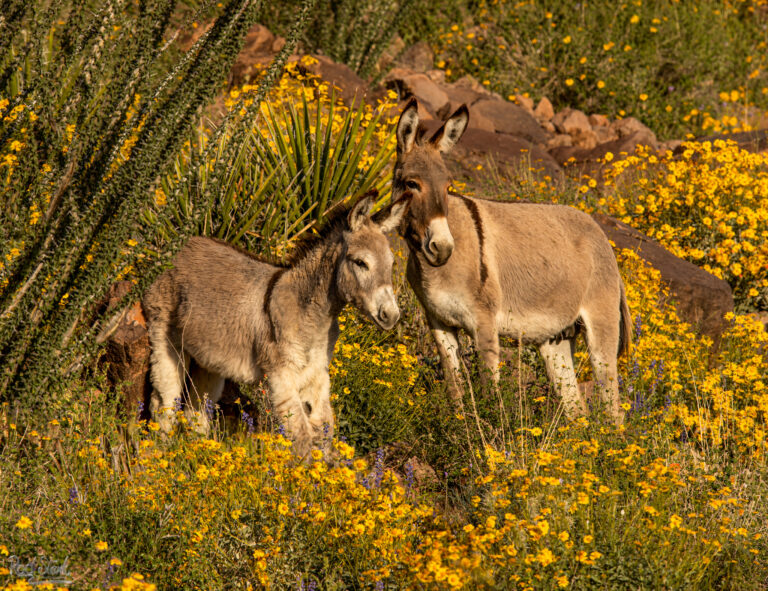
[
  {"xmin": 263, "ymin": 268, "xmax": 287, "ymax": 341},
  {"xmin": 459, "ymin": 195, "xmax": 488, "ymax": 283}
]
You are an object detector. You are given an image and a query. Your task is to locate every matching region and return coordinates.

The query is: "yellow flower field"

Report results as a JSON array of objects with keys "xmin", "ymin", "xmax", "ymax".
[{"xmin": 2, "ymin": 3, "xmax": 768, "ymax": 589}]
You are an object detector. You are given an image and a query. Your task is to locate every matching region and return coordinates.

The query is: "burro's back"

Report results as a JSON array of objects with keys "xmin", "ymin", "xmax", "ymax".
[
  {"xmin": 143, "ymin": 238, "xmax": 278, "ymax": 385},
  {"xmin": 142, "ymin": 192, "xmax": 408, "ymax": 457}
]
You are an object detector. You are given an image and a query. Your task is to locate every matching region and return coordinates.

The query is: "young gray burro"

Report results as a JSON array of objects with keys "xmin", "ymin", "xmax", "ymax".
[
  {"xmin": 391, "ymin": 99, "xmax": 632, "ymax": 424},
  {"xmin": 143, "ymin": 192, "xmax": 408, "ymax": 456}
]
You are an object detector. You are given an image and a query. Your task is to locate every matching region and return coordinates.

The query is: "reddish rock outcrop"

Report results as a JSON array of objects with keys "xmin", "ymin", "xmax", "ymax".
[
  {"xmin": 592, "ymin": 214, "xmax": 734, "ymax": 346},
  {"xmin": 97, "ymin": 282, "xmax": 151, "ymax": 418}
]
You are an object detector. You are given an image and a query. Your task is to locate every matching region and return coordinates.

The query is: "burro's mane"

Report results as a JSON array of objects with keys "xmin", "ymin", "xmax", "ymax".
[{"xmin": 211, "ymin": 201, "xmax": 356, "ymax": 269}]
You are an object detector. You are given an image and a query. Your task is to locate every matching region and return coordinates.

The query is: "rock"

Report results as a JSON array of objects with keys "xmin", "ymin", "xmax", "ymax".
[
  {"xmin": 383, "ymin": 98, "xmax": 434, "ymax": 122},
  {"xmin": 97, "ymin": 282, "xmax": 151, "ymax": 418},
  {"xmin": 300, "ymin": 55, "xmax": 370, "ymax": 105},
  {"xmin": 417, "ymin": 122, "xmax": 562, "ymax": 182},
  {"xmin": 229, "ymin": 23, "xmax": 286, "ymax": 85},
  {"xmin": 611, "ymin": 117, "xmax": 658, "ymax": 148},
  {"xmin": 377, "ymin": 34, "xmax": 406, "ymax": 71},
  {"xmin": 453, "ymin": 74, "xmax": 494, "ymax": 97},
  {"xmin": 541, "ymin": 120, "xmax": 556, "ymax": 134},
  {"xmin": 436, "ymin": 100, "xmax": 495, "ymax": 133},
  {"xmin": 658, "ymin": 139, "xmax": 683, "ymax": 154},
  {"xmin": 177, "ymin": 21, "xmax": 214, "ymax": 52},
  {"xmin": 403, "ymin": 456, "xmax": 438, "ymax": 486},
  {"xmin": 439, "ymin": 83, "xmax": 487, "ymax": 112},
  {"xmin": 553, "ymin": 108, "xmax": 591, "ymax": 137},
  {"xmin": 534, "ymin": 97, "xmax": 554, "ymax": 121},
  {"xmin": 385, "ymin": 72, "xmax": 450, "ymax": 115},
  {"xmin": 572, "ymin": 127, "xmax": 598, "ymax": 150},
  {"xmin": 676, "ymin": 129, "xmax": 768, "ymax": 154},
  {"xmin": 471, "ymin": 98, "xmax": 551, "ymax": 145},
  {"xmin": 550, "ymin": 130, "xmax": 659, "ymax": 178},
  {"xmin": 426, "ymin": 69, "xmax": 446, "ymax": 84},
  {"xmin": 589, "ymin": 113, "xmax": 610, "ymax": 128},
  {"xmin": 397, "ymin": 41, "xmax": 434, "ymax": 72},
  {"xmin": 515, "ymin": 94, "xmax": 535, "ymax": 113},
  {"xmin": 467, "ymin": 109, "xmax": 496, "ymax": 133},
  {"xmin": 546, "ymin": 134, "xmax": 573, "ymax": 149},
  {"xmin": 592, "ymin": 214, "xmax": 734, "ymax": 346},
  {"xmin": 594, "ymin": 126, "xmax": 618, "ymax": 144}
]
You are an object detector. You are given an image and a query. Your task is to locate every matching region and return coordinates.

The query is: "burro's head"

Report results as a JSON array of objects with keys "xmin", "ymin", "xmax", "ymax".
[
  {"xmin": 392, "ymin": 98, "xmax": 469, "ymax": 267},
  {"xmin": 337, "ymin": 190, "xmax": 409, "ymax": 330}
]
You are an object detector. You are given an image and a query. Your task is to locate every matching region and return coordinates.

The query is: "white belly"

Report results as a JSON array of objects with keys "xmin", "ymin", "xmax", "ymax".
[{"xmin": 495, "ymin": 309, "xmax": 569, "ymax": 344}]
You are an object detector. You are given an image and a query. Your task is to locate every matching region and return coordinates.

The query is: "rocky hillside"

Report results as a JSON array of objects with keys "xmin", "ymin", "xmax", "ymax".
[{"xmin": 216, "ymin": 23, "xmax": 768, "ymax": 188}]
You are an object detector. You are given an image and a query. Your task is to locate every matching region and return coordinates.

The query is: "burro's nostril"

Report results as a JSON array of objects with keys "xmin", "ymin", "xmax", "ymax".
[{"xmin": 377, "ymin": 305, "xmax": 399, "ymax": 328}]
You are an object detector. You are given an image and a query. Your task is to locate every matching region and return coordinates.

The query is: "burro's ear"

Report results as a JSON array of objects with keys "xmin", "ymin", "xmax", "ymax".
[
  {"xmin": 348, "ymin": 189, "xmax": 378, "ymax": 231},
  {"xmin": 430, "ymin": 104, "xmax": 469, "ymax": 154},
  {"xmin": 373, "ymin": 193, "xmax": 411, "ymax": 234},
  {"xmin": 396, "ymin": 98, "xmax": 420, "ymax": 155}
]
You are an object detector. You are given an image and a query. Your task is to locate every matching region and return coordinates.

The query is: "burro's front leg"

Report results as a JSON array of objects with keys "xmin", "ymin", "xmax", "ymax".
[
  {"xmin": 427, "ymin": 314, "xmax": 463, "ymax": 402},
  {"xmin": 301, "ymin": 368, "xmax": 335, "ymax": 457},
  {"xmin": 268, "ymin": 368, "xmax": 316, "ymax": 459}
]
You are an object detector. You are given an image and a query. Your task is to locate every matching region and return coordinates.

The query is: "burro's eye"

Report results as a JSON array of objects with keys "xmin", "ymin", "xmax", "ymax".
[
  {"xmin": 405, "ymin": 180, "xmax": 420, "ymax": 191},
  {"xmin": 350, "ymin": 257, "xmax": 369, "ymax": 270}
]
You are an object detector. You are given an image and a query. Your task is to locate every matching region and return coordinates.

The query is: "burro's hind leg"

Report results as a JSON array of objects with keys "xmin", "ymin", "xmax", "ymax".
[
  {"xmin": 148, "ymin": 322, "xmax": 188, "ymax": 433},
  {"xmin": 581, "ymin": 306, "xmax": 624, "ymax": 425},
  {"xmin": 186, "ymin": 362, "xmax": 225, "ymax": 436},
  {"xmin": 539, "ymin": 337, "xmax": 586, "ymax": 419},
  {"xmin": 427, "ymin": 314, "xmax": 463, "ymax": 402}
]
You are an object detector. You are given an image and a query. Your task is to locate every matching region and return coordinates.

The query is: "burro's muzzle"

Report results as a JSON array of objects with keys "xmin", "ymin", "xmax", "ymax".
[
  {"xmin": 423, "ymin": 216, "xmax": 454, "ymax": 266},
  {"xmin": 368, "ymin": 285, "xmax": 400, "ymax": 330}
]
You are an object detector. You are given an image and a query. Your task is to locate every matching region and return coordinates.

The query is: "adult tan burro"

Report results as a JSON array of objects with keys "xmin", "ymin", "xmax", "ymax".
[
  {"xmin": 143, "ymin": 191, "xmax": 408, "ymax": 455},
  {"xmin": 391, "ymin": 98, "xmax": 631, "ymax": 424}
]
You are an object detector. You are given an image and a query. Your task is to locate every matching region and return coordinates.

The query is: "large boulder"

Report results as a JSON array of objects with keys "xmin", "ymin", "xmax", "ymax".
[
  {"xmin": 471, "ymin": 98, "xmax": 551, "ymax": 146},
  {"xmin": 592, "ymin": 214, "xmax": 734, "ymax": 346},
  {"xmin": 418, "ymin": 120, "xmax": 562, "ymax": 184},
  {"xmin": 299, "ymin": 55, "xmax": 372, "ymax": 105},
  {"xmin": 384, "ymin": 70, "xmax": 450, "ymax": 115}
]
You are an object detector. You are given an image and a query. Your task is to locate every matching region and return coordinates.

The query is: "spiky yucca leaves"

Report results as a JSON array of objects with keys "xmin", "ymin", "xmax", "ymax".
[
  {"xmin": 251, "ymin": 89, "xmax": 396, "ymax": 249},
  {"xmin": 0, "ymin": 0, "xmax": 316, "ymax": 406},
  {"xmin": 144, "ymin": 83, "xmax": 395, "ymax": 257}
]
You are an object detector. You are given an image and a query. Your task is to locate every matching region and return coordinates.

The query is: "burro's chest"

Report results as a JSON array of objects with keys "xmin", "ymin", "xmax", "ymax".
[
  {"xmin": 272, "ymin": 317, "xmax": 337, "ymax": 370},
  {"xmin": 406, "ymin": 253, "xmax": 479, "ymax": 331}
]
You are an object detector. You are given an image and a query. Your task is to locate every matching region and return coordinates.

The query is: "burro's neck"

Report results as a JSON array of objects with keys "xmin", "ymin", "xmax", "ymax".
[{"xmin": 284, "ymin": 235, "xmax": 345, "ymax": 328}]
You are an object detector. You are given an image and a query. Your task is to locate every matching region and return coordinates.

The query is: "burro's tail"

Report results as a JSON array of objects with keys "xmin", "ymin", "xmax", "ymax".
[{"xmin": 618, "ymin": 280, "xmax": 632, "ymax": 357}]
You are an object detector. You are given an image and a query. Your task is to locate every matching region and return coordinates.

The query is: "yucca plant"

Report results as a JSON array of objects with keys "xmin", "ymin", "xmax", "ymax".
[
  {"xmin": 145, "ymin": 84, "xmax": 396, "ymax": 257},
  {"xmin": 251, "ymin": 89, "xmax": 396, "ymax": 250}
]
